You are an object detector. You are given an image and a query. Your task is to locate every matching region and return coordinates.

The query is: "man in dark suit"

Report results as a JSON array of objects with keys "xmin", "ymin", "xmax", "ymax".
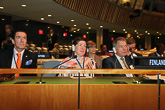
[
  {"xmin": 47, "ymin": 29, "xmax": 58, "ymax": 51},
  {"xmin": 0, "ymin": 30, "xmax": 37, "ymax": 77},
  {"xmin": 102, "ymin": 37, "xmax": 132, "ymax": 77},
  {"xmin": 126, "ymin": 37, "xmax": 142, "ymax": 64},
  {"xmin": 149, "ymin": 42, "xmax": 165, "ymax": 57}
]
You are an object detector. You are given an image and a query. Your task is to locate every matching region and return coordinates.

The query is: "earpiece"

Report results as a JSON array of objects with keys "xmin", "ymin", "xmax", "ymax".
[
  {"xmin": 86, "ymin": 48, "xmax": 89, "ymax": 53},
  {"xmin": 72, "ymin": 44, "xmax": 75, "ymax": 51},
  {"xmin": 112, "ymin": 47, "xmax": 116, "ymax": 54}
]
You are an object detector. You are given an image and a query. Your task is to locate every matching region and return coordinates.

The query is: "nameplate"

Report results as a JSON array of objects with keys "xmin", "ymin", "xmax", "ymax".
[
  {"xmin": 134, "ymin": 57, "xmax": 165, "ymax": 69},
  {"xmin": 38, "ymin": 54, "xmax": 51, "ymax": 59}
]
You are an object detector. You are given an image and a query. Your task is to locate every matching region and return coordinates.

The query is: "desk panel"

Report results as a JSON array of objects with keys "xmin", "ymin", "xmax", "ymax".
[{"xmin": 0, "ymin": 77, "xmax": 164, "ymax": 110}]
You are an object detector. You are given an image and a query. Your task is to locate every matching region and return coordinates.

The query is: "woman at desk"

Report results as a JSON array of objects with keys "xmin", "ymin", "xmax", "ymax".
[
  {"xmin": 59, "ymin": 37, "xmax": 96, "ymax": 77},
  {"xmin": 87, "ymin": 41, "xmax": 103, "ymax": 69}
]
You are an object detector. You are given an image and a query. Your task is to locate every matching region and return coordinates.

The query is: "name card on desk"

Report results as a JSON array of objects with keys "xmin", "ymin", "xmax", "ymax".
[
  {"xmin": 134, "ymin": 57, "xmax": 165, "ymax": 69},
  {"xmin": 38, "ymin": 54, "xmax": 51, "ymax": 59}
]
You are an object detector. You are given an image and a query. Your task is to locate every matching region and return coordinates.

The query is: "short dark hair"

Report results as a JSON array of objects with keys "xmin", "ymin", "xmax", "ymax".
[
  {"xmin": 5, "ymin": 25, "xmax": 14, "ymax": 32},
  {"xmin": 113, "ymin": 37, "xmax": 126, "ymax": 48},
  {"xmin": 100, "ymin": 44, "xmax": 106, "ymax": 49},
  {"xmin": 73, "ymin": 37, "xmax": 85, "ymax": 46},
  {"xmin": 126, "ymin": 37, "xmax": 136, "ymax": 45},
  {"xmin": 12, "ymin": 30, "xmax": 27, "ymax": 39},
  {"xmin": 156, "ymin": 42, "xmax": 164, "ymax": 52}
]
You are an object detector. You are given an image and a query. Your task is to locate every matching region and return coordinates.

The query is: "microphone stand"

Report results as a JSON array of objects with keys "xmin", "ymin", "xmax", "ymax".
[
  {"xmin": 36, "ymin": 74, "xmax": 46, "ymax": 84},
  {"xmin": 158, "ymin": 72, "xmax": 161, "ymax": 110},
  {"xmin": 36, "ymin": 60, "xmax": 46, "ymax": 84},
  {"xmin": 36, "ymin": 55, "xmax": 77, "ymax": 84},
  {"xmin": 52, "ymin": 55, "xmax": 77, "ymax": 68},
  {"xmin": 78, "ymin": 72, "xmax": 80, "ymax": 110}
]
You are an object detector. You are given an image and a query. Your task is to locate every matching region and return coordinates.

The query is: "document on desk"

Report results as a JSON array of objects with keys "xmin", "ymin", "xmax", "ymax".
[{"xmin": 144, "ymin": 75, "xmax": 165, "ymax": 80}]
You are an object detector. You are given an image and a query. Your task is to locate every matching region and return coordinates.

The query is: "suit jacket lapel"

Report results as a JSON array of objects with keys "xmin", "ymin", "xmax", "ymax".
[
  {"xmin": 113, "ymin": 55, "xmax": 122, "ymax": 69},
  {"xmin": 116, "ymin": 60, "xmax": 122, "ymax": 68},
  {"xmin": 125, "ymin": 56, "xmax": 131, "ymax": 69},
  {"xmin": 21, "ymin": 50, "xmax": 28, "ymax": 68}
]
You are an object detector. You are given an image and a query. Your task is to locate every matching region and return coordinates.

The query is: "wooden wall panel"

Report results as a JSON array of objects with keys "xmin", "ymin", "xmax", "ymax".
[
  {"xmin": 90, "ymin": 0, "xmax": 96, "ymax": 18},
  {"xmin": 158, "ymin": 17, "xmax": 165, "ymax": 30},
  {"xmin": 103, "ymin": 3, "xmax": 110, "ymax": 22},
  {"xmin": 93, "ymin": 1, "xmax": 97, "ymax": 18},
  {"xmin": 124, "ymin": 10, "xmax": 130, "ymax": 26},
  {"xmin": 70, "ymin": 0, "xmax": 76, "ymax": 10},
  {"xmin": 117, "ymin": 8, "xmax": 124, "ymax": 25},
  {"xmin": 103, "ymin": 2, "xmax": 110, "ymax": 22},
  {"xmin": 84, "ymin": 0, "xmax": 91, "ymax": 16},
  {"xmin": 108, "ymin": 4, "xmax": 116, "ymax": 23},
  {"xmin": 53, "ymin": 0, "xmax": 165, "ymax": 31},
  {"xmin": 86, "ymin": 0, "xmax": 92, "ymax": 17},
  {"xmin": 79, "ymin": 0, "xmax": 86, "ymax": 14},
  {"xmin": 105, "ymin": 4, "xmax": 111, "ymax": 23},
  {"xmin": 112, "ymin": 7, "xmax": 119, "ymax": 24},
  {"xmin": 91, "ymin": 0, "xmax": 96, "ymax": 18},
  {"xmin": 100, "ymin": 3, "xmax": 108, "ymax": 21},
  {"xmin": 74, "ymin": 0, "xmax": 79, "ymax": 12},
  {"xmin": 96, "ymin": 0, "xmax": 104, "ymax": 20},
  {"xmin": 68, "ymin": 0, "xmax": 72, "ymax": 9},
  {"xmin": 152, "ymin": 16, "xmax": 159, "ymax": 30}
]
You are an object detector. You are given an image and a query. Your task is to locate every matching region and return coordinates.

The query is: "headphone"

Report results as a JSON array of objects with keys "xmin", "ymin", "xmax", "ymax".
[
  {"xmin": 86, "ymin": 48, "xmax": 89, "ymax": 53},
  {"xmin": 72, "ymin": 44, "xmax": 75, "ymax": 52},
  {"xmin": 86, "ymin": 44, "xmax": 90, "ymax": 53},
  {"xmin": 112, "ymin": 47, "xmax": 117, "ymax": 54}
]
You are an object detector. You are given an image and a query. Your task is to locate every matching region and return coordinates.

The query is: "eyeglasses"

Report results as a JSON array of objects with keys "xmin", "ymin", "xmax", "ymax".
[{"xmin": 89, "ymin": 46, "xmax": 96, "ymax": 48}]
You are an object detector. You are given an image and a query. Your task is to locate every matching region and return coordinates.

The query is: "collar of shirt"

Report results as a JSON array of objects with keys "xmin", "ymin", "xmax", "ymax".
[
  {"xmin": 115, "ymin": 54, "xmax": 133, "ymax": 77},
  {"xmin": 14, "ymin": 48, "xmax": 25, "ymax": 60},
  {"xmin": 115, "ymin": 54, "xmax": 125, "ymax": 61},
  {"xmin": 130, "ymin": 53, "xmax": 137, "ymax": 59},
  {"xmin": 156, "ymin": 52, "xmax": 163, "ymax": 57},
  {"xmin": 11, "ymin": 48, "xmax": 25, "ymax": 69},
  {"xmin": 115, "ymin": 54, "xmax": 127, "ymax": 69}
]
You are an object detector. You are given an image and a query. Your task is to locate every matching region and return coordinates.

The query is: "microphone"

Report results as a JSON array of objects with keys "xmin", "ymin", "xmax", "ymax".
[{"xmin": 52, "ymin": 55, "xmax": 77, "ymax": 68}]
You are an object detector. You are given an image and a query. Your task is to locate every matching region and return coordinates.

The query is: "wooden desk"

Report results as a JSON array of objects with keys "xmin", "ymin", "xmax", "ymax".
[
  {"xmin": 0, "ymin": 77, "xmax": 165, "ymax": 110},
  {"xmin": 0, "ymin": 69, "xmax": 165, "ymax": 110}
]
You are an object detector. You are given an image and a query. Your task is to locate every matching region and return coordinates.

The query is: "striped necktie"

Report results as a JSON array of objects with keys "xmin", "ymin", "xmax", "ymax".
[
  {"xmin": 15, "ymin": 53, "xmax": 21, "ymax": 77},
  {"xmin": 120, "ymin": 57, "xmax": 129, "ymax": 69}
]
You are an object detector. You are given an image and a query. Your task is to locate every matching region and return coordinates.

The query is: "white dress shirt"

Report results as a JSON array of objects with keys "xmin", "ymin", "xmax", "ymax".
[
  {"xmin": 115, "ymin": 54, "xmax": 133, "ymax": 77},
  {"xmin": 156, "ymin": 52, "xmax": 164, "ymax": 57},
  {"xmin": 11, "ymin": 48, "xmax": 25, "ymax": 69}
]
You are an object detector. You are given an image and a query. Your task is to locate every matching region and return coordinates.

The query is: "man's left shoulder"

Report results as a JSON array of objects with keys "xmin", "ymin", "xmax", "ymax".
[{"xmin": 24, "ymin": 50, "xmax": 37, "ymax": 57}]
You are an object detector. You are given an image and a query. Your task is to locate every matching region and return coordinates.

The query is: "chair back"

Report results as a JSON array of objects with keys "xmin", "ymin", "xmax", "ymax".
[
  {"xmin": 43, "ymin": 61, "xmax": 61, "ymax": 68},
  {"xmin": 42, "ymin": 61, "xmax": 61, "ymax": 76}
]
